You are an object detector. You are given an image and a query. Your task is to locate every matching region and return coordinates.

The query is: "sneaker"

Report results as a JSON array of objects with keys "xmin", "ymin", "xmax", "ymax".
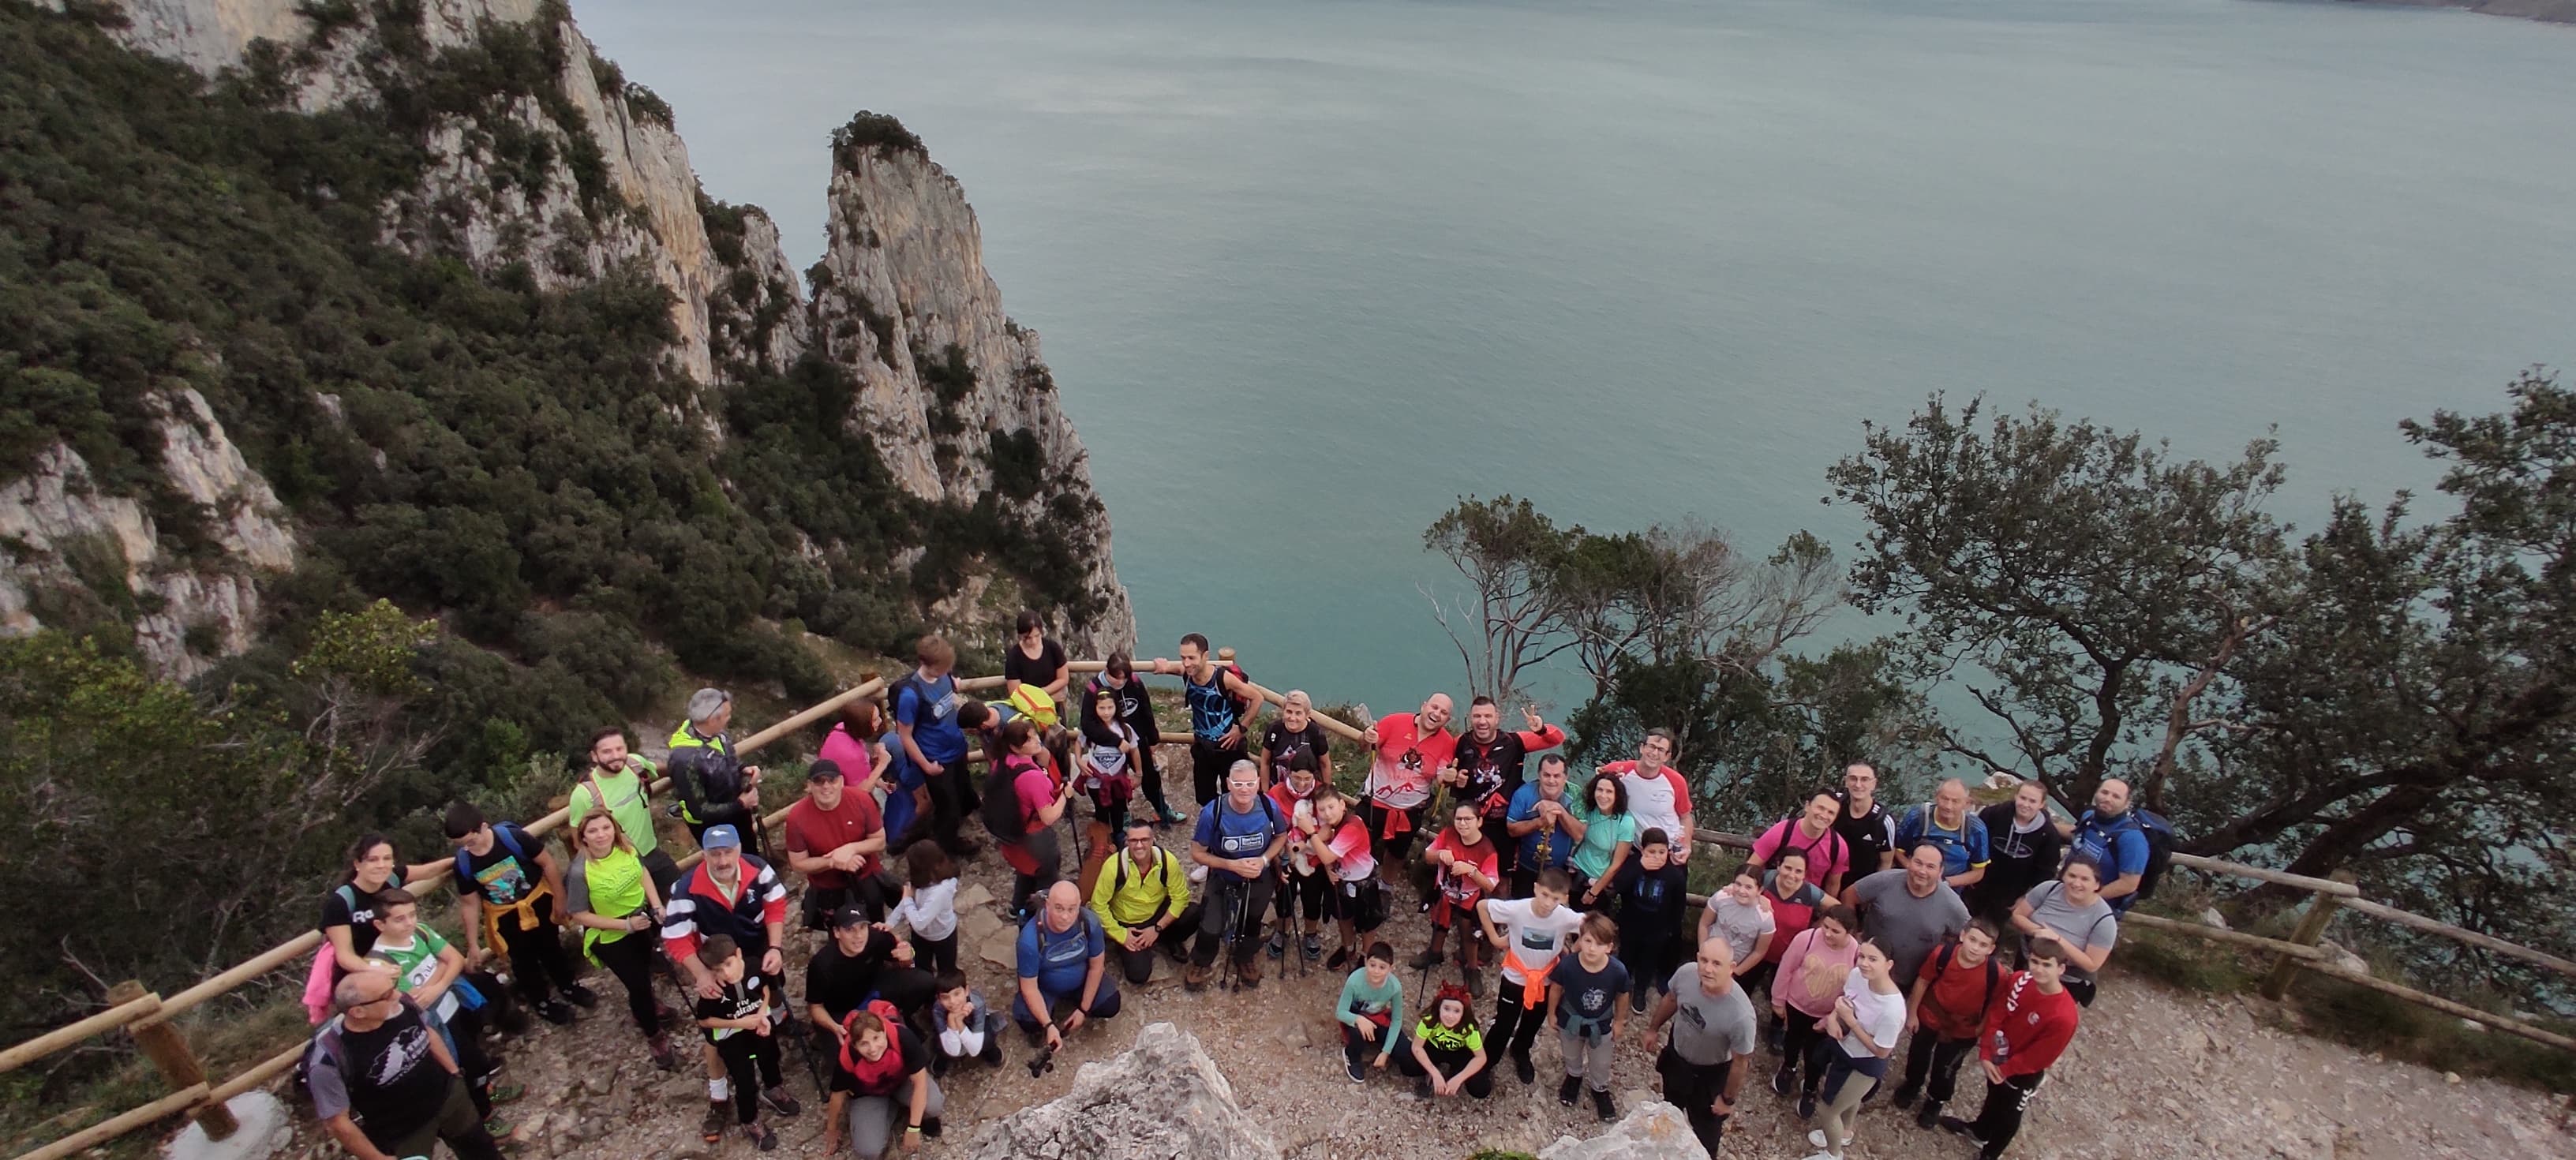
[
  {"xmin": 1159, "ymin": 805, "xmax": 1189, "ymax": 825},
  {"xmin": 760, "ymin": 1086, "xmax": 800, "ymax": 1117},
  {"xmin": 1629, "ymin": 990, "xmax": 1649, "ymax": 1016},
  {"xmin": 1765, "ymin": 1024, "xmax": 1785, "ymax": 1053},
  {"xmin": 1513, "ymin": 1053, "xmax": 1535, "ymax": 1084},
  {"xmin": 1938, "ymin": 1115, "xmax": 1988, "ymax": 1146},
  {"xmin": 1414, "ymin": 1075, "xmax": 1432, "ymax": 1099},
  {"xmin": 1915, "ymin": 1098, "xmax": 1944, "ymax": 1131},
  {"xmin": 1556, "ymin": 1076, "xmax": 1582, "ymax": 1106},
  {"xmin": 921, "ymin": 1117, "xmax": 943, "ymax": 1139},
  {"xmin": 1893, "ymin": 1085, "xmax": 1919, "ymax": 1110},
  {"xmin": 537, "ymin": 999, "xmax": 575, "ymax": 1026},
  {"xmin": 1808, "ymin": 1129, "xmax": 1852, "ymax": 1150},
  {"xmin": 1347, "ymin": 1058, "xmax": 1367, "ymax": 1084},
  {"xmin": 1326, "ymin": 947, "xmax": 1352, "ymax": 972},
  {"xmin": 700, "ymin": 1101, "xmax": 727, "ymax": 1143},
  {"xmin": 1406, "ymin": 948, "xmax": 1445, "ymax": 971},
  {"xmin": 648, "ymin": 1033, "xmax": 676, "ymax": 1072},
  {"xmin": 743, "ymin": 1122, "xmax": 777, "ymax": 1152},
  {"xmin": 1417, "ymin": 896, "xmax": 1435, "ymax": 915},
  {"xmin": 562, "ymin": 984, "xmax": 599, "ymax": 1009},
  {"xmin": 1267, "ymin": 931, "xmax": 1286, "ymax": 960},
  {"xmin": 1461, "ymin": 966, "xmax": 1484, "ymax": 999},
  {"xmin": 1796, "ymin": 1091, "xmax": 1817, "ymax": 1121},
  {"xmin": 1591, "ymin": 1088, "xmax": 1616, "ymax": 1122},
  {"xmin": 1303, "ymin": 934, "xmax": 1324, "ymax": 961},
  {"xmin": 1163, "ymin": 937, "xmax": 1192, "ymax": 964},
  {"xmin": 1770, "ymin": 1064, "xmax": 1795, "ymax": 1098},
  {"xmin": 485, "ymin": 1083, "xmax": 525, "ymax": 1106}
]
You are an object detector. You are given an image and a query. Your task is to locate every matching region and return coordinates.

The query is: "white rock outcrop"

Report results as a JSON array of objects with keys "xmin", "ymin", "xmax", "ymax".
[
  {"xmin": 1537, "ymin": 1102, "xmax": 1710, "ymax": 1160},
  {"xmin": 964, "ymin": 1022, "xmax": 1280, "ymax": 1160}
]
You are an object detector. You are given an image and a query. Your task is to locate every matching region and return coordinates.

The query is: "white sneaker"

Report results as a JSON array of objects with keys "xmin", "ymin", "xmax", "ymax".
[
  {"xmin": 1807, "ymin": 1129, "xmax": 1855, "ymax": 1150},
  {"xmin": 1800, "ymin": 1151, "xmax": 1838, "ymax": 1160}
]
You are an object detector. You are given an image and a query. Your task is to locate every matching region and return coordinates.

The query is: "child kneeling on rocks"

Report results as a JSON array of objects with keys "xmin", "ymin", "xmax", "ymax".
[
  {"xmin": 927, "ymin": 971, "xmax": 1005, "ymax": 1076},
  {"xmin": 1398, "ymin": 982, "xmax": 1493, "ymax": 1100}
]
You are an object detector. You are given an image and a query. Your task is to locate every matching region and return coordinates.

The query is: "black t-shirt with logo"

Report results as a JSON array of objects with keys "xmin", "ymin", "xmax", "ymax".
[
  {"xmin": 340, "ymin": 1005, "xmax": 448, "ymax": 1139},
  {"xmin": 1261, "ymin": 721, "xmax": 1331, "ymax": 784},
  {"xmin": 1832, "ymin": 793, "xmax": 1900, "ymax": 876},
  {"xmin": 319, "ymin": 881, "xmax": 402, "ymax": 958},
  {"xmin": 1005, "ymin": 639, "xmax": 1067, "ymax": 690}
]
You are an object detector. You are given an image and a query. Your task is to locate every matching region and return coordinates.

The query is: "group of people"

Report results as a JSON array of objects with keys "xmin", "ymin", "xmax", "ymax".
[{"xmin": 297, "ymin": 620, "xmax": 2160, "ymax": 1160}]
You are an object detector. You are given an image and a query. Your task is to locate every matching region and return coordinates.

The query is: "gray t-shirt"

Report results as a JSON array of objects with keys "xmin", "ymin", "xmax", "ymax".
[
  {"xmin": 2020, "ymin": 880, "xmax": 2119, "ymax": 979},
  {"xmin": 1850, "ymin": 870, "xmax": 1971, "ymax": 983},
  {"xmin": 1702, "ymin": 894, "xmax": 1776, "ymax": 964},
  {"xmin": 1661, "ymin": 964, "xmax": 1758, "ymax": 1067}
]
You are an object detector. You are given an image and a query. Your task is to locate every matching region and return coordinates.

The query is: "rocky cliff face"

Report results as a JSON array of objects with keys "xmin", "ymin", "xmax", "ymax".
[{"xmin": 10, "ymin": 0, "xmax": 1132, "ymax": 669}]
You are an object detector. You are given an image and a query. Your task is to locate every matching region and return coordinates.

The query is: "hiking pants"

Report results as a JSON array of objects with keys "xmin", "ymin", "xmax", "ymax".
[
  {"xmin": 1488, "ymin": 976, "xmax": 1546, "ymax": 1064},
  {"xmin": 502, "ymin": 896, "xmax": 578, "ymax": 1007},
  {"xmin": 1900, "ymin": 1031, "xmax": 1978, "ymax": 1106},
  {"xmin": 1657, "ymin": 1044, "xmax": 1735, "ymax": 1154},
  {"xmin": 1560, "ymin": 1026, "xmax": 1615, "ymax": 1091},
  {"xmin": 1190, "ymin": 872, "xmax": 1271, "ymax": 967},
  {"xmin": 1971, "ymin": 1070, "xmax": 2046, "ymax": 1158},
  {"xmin": 713, "ymin": 1031, "xmax": 781, "ymax": 1124},
  {"xmin": 369, "ymin": 1075, "xmax": 502, "ymax": 1160},
  {"xmin": 845, "ymin": 1075, "xmax": 945, "ymax": 1156}
]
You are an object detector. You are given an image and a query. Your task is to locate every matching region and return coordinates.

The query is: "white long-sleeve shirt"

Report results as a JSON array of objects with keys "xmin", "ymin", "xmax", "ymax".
[{"xmin": 889, "ymin": 877, "xmax": 959, "ymax": 941}]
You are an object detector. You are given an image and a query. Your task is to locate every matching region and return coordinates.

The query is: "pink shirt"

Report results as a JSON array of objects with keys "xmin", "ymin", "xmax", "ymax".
[
  {"xmin": 818, "ymin": 722, "xmax": 875, "ymax": 786},
  {"xmin": 1751, "ymin": 818, "xmax": 1851, "ymax": 886},
  {"xmin": 1774, "ymin": 926, "xmax": 1862, "ymax": 1017},
  {"xmin": 1365, "ymin": 713, "xmax": 1458, "ymax": 811}
]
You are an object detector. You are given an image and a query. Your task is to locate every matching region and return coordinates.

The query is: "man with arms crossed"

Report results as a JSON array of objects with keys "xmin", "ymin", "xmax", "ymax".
[{"xmin": 1642, "ymin": 937, "xmax": 1759, "ymax": 1155}]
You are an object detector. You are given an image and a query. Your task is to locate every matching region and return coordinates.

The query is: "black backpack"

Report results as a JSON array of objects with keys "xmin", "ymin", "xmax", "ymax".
[
  {"xmin": 1929, "ymin": 940, "xmax": 2005, "ymax": 1027},
  {"xmin": 2074, "ymin": 808, "xmax": 2177, "ymax": 900},
  {"xmin": 982, "ymin": 754, "xmax": 1046, "ymax": 841}
]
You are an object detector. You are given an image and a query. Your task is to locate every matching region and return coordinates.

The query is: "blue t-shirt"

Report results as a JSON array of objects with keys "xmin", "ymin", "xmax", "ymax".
[
  {"xmin": 1192, "ymin": 796, "xmax": 1282, "ymax": 865},
  {"xmin": 1507, "ymin": 784, "xmax": 1576, "ymax": 870},
  {"xmin": 2069, "ymin": 810, "xmax": 2152, "ymax": 912},
  {"xmin": 1549, "ymin": 952, "xmax": 1632, "ymax": 1038},
  {"xmin": 895, "ymin": 673, "xmax": 967, "ymax": 767},
  {"xmin": 1016, "ymin": 911, "xmax": 1104, "ymax": 996},
  {"xmin": 1896, "ymin": 806, "xmax": 1991, "ymax": 877}
]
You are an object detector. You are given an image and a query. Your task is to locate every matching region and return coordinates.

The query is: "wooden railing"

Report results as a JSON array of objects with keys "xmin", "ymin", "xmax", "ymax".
[{"xmin": 6, "ymin": 652, "xmax": 2570, "ymax": 1158}]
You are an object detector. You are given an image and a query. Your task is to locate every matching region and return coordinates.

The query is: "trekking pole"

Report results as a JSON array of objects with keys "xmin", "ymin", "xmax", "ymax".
[{"xmin": 1221, "ymin": 883, "xmax": 1247, "ymax": 994}]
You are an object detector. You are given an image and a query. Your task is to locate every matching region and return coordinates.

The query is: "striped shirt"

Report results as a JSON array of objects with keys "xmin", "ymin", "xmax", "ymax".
[{"xmin": 661, "ymin": 855, "xmax": 788, "ymax": 960}]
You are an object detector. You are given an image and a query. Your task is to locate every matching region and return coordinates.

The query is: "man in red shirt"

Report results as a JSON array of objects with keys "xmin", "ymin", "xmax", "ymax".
[
  {"xmin": 1895, "ymin": 919, "xmax": 2007, "ymax": 1129},
  {"xmin": 1361, "ymin": 694, "xmax": 1458, "ymax": 881},
  {"xmin": 1941, "ymin": 937, "xmax": 2080, "ymax": 1160},
  {"xmin": 784, "ymin": 760, "xmax": 891, "ymax": 926}
]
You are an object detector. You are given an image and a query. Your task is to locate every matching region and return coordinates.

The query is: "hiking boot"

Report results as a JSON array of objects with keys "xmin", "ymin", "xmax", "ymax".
[
  {"xmin": 700, "ymin": 1101, "xmax": 727, "ymax": 1143},
  {"xmin": 1938, "ymin": 1115, "xmax": 1988, "ymax": 1146},
  {"xmin": 1513, "ymin": 1053, "xmax": 1535, "ymax": 1084},
  {"xmin": 563, "ymin": 984, "xmax": 599, "ymax": 1009},
  {"xmin": 743, "ymin": 1121, "xmax": 777, "ymax": 1152},
  {"xmin": 1407, "ymin": 948, "xmax": 1445, "ymax": 971},
  {"xmin": 1303, "ymin": 933, "xmax": 1324, "ymax": 960},
  {"xmin": 1796, "ymin": 1091, "xmax": 1818, "ymax": 1121},
  {"xmin": 760, "ymin": 1086, "xmax": 801, "ymax": 1117},
  {"xmin": 1591, "ymin": 1088, "xmax": 1616, "ymax": 1122},
  {"xmin": 647, "ymin": 1033, "xmax": 676, "ymax": 1072},
  {"xmin": 1916, "ymin": 1098, "xmax": 1945, "ymax": 1131},
  {"xmin": 535, "ymin": 999, "xmax": 575, "ymax": 1026},
  {"xmin": 1629, "ymin": 990, "xmax": 1649, "ymax": 1016},
  {"xmin": 1237, "ymin": 953, "xmax": 1264, "ymax": 989},
  {"xmin": 1163, "ymin": 936, "xmax": 1192, "ymax": 964},
  {"xmin": 1347, "ymin": 1057, "xmax": 1367, "ymax": 1084},
  {"xmin": 1893, "ymin": 1083, "xmax": 1919, "ymax": 1110},
  {"xmin": 1326, "ymin": 947, "xmax": 1352, "ymax": 972},
  {"xmin": 1556, "ymin": 1076, "xmax": 1582, "ymax": 1106},
  {"xmin": 920, "ymin": 1117, "xmax": 942, "ymax": 1139},
  {"xmin": 1159, "ymin": 804, "xmax": 1189, "ymax": 825},
  {"xmin": 1461, "ymin": 966, "xmax": 1484, "ymax": 999},
  {"xmin": 1770, "ymin": 1063, "xmax": 1795, "ymax": 1097},
  {"xmin": 1267, "ymin": 931, "xmax": 1286, "ymax": 960},
  {"xmin": 1185, "ymin": 964, "xmax": 1209, "ymax": 992}
]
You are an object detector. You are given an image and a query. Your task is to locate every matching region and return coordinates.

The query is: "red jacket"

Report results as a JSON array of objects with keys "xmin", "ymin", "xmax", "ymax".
[{"xmin": 1979, "ymin": 971, "xmax": 2079, "ymax": 1078}]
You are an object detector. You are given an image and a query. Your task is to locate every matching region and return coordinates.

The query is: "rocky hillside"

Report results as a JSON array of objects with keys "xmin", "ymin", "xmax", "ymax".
[{"xmin": 2, "ymin": 0, "xmax": 1133, "ymax": 692}]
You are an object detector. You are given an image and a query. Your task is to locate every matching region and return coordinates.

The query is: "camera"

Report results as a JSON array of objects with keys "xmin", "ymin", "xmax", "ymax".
[{"xmin": 1027, "ymin": 1042, "xmax": 1057, "ymax": 1078}]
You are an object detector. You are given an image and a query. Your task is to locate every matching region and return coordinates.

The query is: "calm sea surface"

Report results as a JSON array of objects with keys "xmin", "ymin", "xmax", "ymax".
[{"xmin": 582, "ymin": 0, "xmax": 2576, "ymax": 715}]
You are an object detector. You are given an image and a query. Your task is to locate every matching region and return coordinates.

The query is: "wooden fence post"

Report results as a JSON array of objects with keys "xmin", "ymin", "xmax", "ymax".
[
  {"xmin": 2260, "ymin": 871, "xmax": 2355, "ymax": 1001},
  {"xmin": 106, "ymin": 981, "xmax": 237, "ymax": 1139}
]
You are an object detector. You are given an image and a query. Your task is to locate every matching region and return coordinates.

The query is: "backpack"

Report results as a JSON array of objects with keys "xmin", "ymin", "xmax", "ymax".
[
  {"xmin": 1766, "ymin": 816, "xmax": 1846, "ymax": 876},
  {"xmin": 1197, "ymin": 794, "xmax": 1285, "ymax": 854},
  {"xmin": 2075, "ymin": 808, "xmax": 2176, "ymax": 900},
  {"xmin": 1111, "ymin": 846, "xmax": 1178, "ymax": 897},
  {"xmin": 982, "ymin": 754, "xmax": 1047, "ymax": 841},
  {"xmin": 1928, "ymin": 940, "xmax": 2005, "ymax": 1027},
  {"xmin": 453, "ymin": 824, "xmax": 531, "ymax": 894}
]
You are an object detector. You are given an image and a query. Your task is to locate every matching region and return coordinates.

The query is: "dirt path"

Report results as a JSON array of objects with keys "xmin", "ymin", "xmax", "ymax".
[{"xmin": 271, "ymin": 766, "xmax": 2575, "ymax": 1160}]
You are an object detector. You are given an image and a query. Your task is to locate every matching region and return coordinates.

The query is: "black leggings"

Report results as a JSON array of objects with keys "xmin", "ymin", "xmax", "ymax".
[
  {"xmin": 1190, "ymin": 741, "xmax": 1246, "ymax": 806},
  {"xmin": 910, "ymin": 930, "xmax": 959, "ymax": 978},
  {"xmin": 1008, "ymin": 827, "xmax": 1064, "ymax": 915},
  {"xmin": 1276, "ymin": 868, "xmax": 1329, "ymax": 923},
  {"xmin": 1972, "ymin": 1070, "xmax": 2047, "ymax": 1154},
  {"xmin": 1779, "ymin": 1006, "xmax": 1834, "ymax": 1096},
  {"xmin": 713, "ymin": 1032, "xmax": 781, "ymax": 1124},
  {"xmin": 1364, "ymin": 802, "xmax": 1428, "ymax": 873},
  {"xmin": 500, "ymin": 896, "xmax": 579, "ymax": 1005},
  {"xmin": 1900, "ymin": 1032, "xmax": 1979, "ymax": 1105},
  {"xmin": 1396, "ymin": 1043, "xmax": 1494, "ymax": 1097},
  {"xmin": 590, "ymin": 930, "xmax": 661, "ymax": 1037},
  {"xmin": 1488, "ymin": 977, "xmax": 1546, "ymax": 1063},
  {"xmin": 1137, "ymin": 749, "xmax": 1172, "ymax": 817}
]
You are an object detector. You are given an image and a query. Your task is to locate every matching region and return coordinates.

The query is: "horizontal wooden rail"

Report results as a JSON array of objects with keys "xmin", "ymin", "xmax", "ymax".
[
  {"xmin": 2302, "ymin": 963, "xmax": 2576, "ymax": 1053},
  {"xmin": 0, "ymin": 993, "xmax": 161, "ymax": 1074},
  {"xmin": 2123, "ymin": 911, "xmax": 2329, "ymax": 960},
  {"xmin": 12, "ymin": 1083, "xmax": 208, "ymax": 1160},
  {"xmin": 151, "ymin": 931, "xmax": 324, "ymax": 1026},
  {"xmin": 2169, "ymin": 851, "xmax": 2360, "ymax": 898},
  {"xmin": 202, "ymin": 1042, "xmax": 303, "ymax": 1107},
  {"xmin": 2339, "ymin": 896, "xmax": 2576, "ymax": 982}
]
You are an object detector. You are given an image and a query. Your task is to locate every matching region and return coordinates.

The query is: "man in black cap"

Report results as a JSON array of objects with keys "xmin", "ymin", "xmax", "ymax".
[{"xmin": 806, "ymin": 906, "xmax": 939, "ymax": 1045}]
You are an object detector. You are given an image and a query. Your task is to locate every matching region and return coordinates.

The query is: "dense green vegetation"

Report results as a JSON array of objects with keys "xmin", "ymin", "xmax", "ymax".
[{"xmin": 0, "ymin": 0, "xmax": 1103, "ymax": 1049}]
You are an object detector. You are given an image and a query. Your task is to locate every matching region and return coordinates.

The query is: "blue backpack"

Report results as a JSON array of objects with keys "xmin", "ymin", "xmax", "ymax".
[{"xmin": 2072, "ymin": 808, "xmax": 2175, "ymax": 900}]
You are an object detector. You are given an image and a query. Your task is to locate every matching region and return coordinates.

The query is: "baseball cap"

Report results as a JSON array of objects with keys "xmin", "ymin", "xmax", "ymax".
[
  {"xmin": 806, "ymin": 760, "xmax": 844, "ymax": 784},
  {"xmin": 829, "ymin": 906, "xmax": 870, "ymax": 930},
  {"xmin": 701, "ymin": 825, "xmax": 742, "ymax": 851}
]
